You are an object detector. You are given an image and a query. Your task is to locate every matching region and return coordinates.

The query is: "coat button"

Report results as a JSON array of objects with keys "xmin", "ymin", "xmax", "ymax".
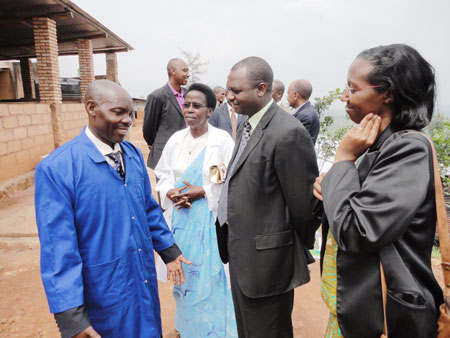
[
  {"xmin": 144, "ymin": 280, "xmax": 148, "ymax": 283},
  {"xmin": 131, "ymin": 216, "xmax": 135, "ymax": 220},
  {"xmin": 138, "ymin": 248, "xmax": 142, "ymax": 252}
]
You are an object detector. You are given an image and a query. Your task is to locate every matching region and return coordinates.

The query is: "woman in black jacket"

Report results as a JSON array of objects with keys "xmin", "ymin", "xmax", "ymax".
[{"xmin": 314, "ymin": 44, "xmax": 444, "ymax": 338}]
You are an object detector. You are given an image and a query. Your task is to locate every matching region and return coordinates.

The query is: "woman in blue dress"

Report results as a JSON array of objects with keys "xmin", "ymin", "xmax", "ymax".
[{"xmin": 155, "ymin": 83, "xmax": 237, "ymax": 337}]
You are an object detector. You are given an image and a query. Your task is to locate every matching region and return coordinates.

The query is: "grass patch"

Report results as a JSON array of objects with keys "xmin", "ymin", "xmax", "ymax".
[{"xmin": 432, "ymin": 245, "xmax": 441, "ymax": 260}]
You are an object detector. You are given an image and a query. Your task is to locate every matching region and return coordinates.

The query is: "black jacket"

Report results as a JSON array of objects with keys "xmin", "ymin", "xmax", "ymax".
[
  {"xmin": 143, "ymin": 84, "xmax": 186, "ymax": 169},
  {"xmin": 320, "ymin": 125, "xmax": 444, "ymax": 338},
  {"xmin": 293, "ymin": 101, "xmax": 320, "ymax": 144},
  {"xmin": 220, "ymin": 102, "xmax": 319, "ymax": 298},
  {"xmin": 209, "ymin": 102, "xmax": 245, "ymax": 137}
]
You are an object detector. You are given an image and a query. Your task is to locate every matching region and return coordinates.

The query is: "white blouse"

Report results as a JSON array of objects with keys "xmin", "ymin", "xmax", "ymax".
[{"xmin": 173, "ymin": 131, "xmax": 208, "ymax": 181}]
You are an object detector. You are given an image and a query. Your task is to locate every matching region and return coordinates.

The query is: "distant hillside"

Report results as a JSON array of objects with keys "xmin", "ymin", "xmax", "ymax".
[{"xmin": 326, "ymin": 105, "xmax": 450, "ymax": 119}]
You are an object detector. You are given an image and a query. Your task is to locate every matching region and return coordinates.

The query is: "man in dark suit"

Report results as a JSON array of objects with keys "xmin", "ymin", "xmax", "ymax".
[
  {"xmin": 209, "ymin": 92, "xmax": 245, "ymax": 140},
  {"xmin": 143, "ymin": 58, "xmax": 189, "ymax": 169},
  {"xmin": 216, "ymin": 57, "xmax": 319, "ymax": 337},
  {"xmin": 287, "ymin": 79, "xmax": 320, "ymax": 144}
]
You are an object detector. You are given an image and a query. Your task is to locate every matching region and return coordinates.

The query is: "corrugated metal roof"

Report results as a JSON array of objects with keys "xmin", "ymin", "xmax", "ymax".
[{"xmin": 0, "ymin": 0, "xmax": 133, "ymax": 60}]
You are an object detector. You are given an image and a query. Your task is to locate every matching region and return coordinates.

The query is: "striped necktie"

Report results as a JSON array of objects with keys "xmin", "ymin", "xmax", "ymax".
[{"xmin": 107, "ymin": 151, "xmax": 125, "ymax": 181}]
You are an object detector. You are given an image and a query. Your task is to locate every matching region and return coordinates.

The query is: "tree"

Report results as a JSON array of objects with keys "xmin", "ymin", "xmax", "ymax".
[
  {"xmin": 313, "ymin": 88, "xmax": 351, "ymax": 171},
  {"xmin": 179, "ymin": 49, "xmax": 209, "ymax": 86},
  {"xmin": 426, "ymin": 113, "xmax": 450, "ymax": 198}
]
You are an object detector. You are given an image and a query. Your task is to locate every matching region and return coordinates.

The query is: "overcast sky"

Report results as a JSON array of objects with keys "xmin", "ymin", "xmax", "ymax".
[{"xmin": 60, "ymin": 0, "xmax": 450, "ymax": 114}]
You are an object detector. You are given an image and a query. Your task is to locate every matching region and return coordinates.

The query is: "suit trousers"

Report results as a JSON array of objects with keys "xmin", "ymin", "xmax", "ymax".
[{"xmin": 229, "ymin": 260, "xmax": 294, "ymax": 338}]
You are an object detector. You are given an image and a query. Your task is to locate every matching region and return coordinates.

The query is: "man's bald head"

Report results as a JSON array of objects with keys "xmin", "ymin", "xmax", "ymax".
[
  {"xmin": 290, "ymin": 79, "xmax": 312, "ymax": 100},
  {"xmin": 167, "ymin": 58, "xmax": 189, "ymax": 86},
  {"xmin": 85, "ymin": 79, "xmax": 132, "ymax": 104},
  {"xmin": 167, "ymin": 58, "xmax": 185, "ymax": 73},
  {"xmin": 272, "ymin": 79, "xmax": 285, "ymax": 103},
  {"xmin": 287, "ymin": 79, "xmax": 313, "ymax": 109},
  {"xmin": 231, "ymin": 56, "xmax": 273, "ymax": 92},
  {"xmin": 213, "ymin": 86, "xmax": 225, "ymax": 105}
]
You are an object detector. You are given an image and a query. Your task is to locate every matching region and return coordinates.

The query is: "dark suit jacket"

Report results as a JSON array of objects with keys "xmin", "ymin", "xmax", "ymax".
[
  {"xmin": 209, "ymin": 103, "xmax": 245, "ymax": 137},
  {"xmin": 320, "ymin": 126, "xmax": 443, "ymax": 338},
  {"xmin": 293, "ymin": 101, "xmax": 320, "ymax": 144},
  {"xmin": 143, "ymin": 84, "xmax": 186, "ymax": 169},
  {"xmin": 222, "ymin": 102, "xmax": 319, "ymax": 299}
]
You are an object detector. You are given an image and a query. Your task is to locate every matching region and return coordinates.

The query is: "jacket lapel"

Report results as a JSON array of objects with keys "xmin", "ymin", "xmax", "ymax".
[
  {"xmin": 223, "ymin": 105, "xmax": 232, "ymax": 129},
  {"xmin": 165, "ymin": 85, "xmax": 183, "ymax": 117},
  {"xmin": 293, "ymin": 101, "xmax": 309, "ymax": 117},
  {"xmin": 229, "ymin": 102, "xmax": 277, "ymax": 179}
]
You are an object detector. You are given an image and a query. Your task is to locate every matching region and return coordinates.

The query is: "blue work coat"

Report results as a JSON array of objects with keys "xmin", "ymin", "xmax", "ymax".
[{"xmin": 35, "ymin": 128, "xmax": 175, "ymax": 337}]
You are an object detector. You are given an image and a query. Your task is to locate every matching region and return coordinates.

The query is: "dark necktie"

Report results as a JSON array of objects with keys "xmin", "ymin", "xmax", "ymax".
[
  {"xmin": 107, "ymin": 151, "xmax": 125, "ymax": 181},
  {"xmin": 217, "ymin": 121, "xmax": 252, "ymax": 225}
]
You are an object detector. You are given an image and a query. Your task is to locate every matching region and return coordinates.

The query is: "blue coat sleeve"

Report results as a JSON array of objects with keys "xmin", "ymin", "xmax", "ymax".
[
  {"xmin": 138, "ymin": 150, "xmax": 176, "ymax": 252},
  {"xmin": 35, "ymin": 161, "xmax": 84, "ymax": 314}
]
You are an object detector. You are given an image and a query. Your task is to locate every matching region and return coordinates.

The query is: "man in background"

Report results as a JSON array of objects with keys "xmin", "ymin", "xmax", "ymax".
[
  {"xmin": 214, "ymin": 86, "xmax": 226, "ymax": 107},
  {"xmin": 272, "ymin": 79, "xmax": 290, "ymax": 113},
  {"xmin": 209, "ymin": 89, "xmax": 245, "ymax": 140},
  {"xmin": 287, "ymin": 79, "xmax": 320, "ymax": 144},
  {"xmin": 143, "ymin": 58, "xmax": 189, "ymax": 169}
]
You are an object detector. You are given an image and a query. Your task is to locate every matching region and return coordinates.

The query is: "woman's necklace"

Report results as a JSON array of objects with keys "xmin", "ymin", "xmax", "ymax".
[{"xmin": 186, "ymin": 132, "xmax": 201, "ymax": 156}]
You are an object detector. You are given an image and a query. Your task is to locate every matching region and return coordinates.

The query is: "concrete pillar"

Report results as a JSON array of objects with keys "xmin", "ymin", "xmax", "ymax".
[
  {"xmin": 106, "ymin": 52, "xmax": 118, "ymax": 83},
  {"xmin": 77, "ymin": 39, "xmax": 95, "ymax": 98},
  {"xmin": 19, "ymin": 58, "xmax": 34, "ymax": 101},
  {"xmin": 32, "ymin": 17, "xmax": 62, "ymax": 104}
]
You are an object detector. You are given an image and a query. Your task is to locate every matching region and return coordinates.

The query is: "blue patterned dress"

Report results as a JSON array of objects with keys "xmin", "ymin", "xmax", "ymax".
[{"xmin": 171, "ymin": 148, "xmax": 237, "ymax": 337}]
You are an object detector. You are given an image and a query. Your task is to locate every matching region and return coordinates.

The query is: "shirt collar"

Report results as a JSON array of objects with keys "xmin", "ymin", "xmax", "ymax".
[
  {"xmin": 294, "ymin": 100, "xmax": 309, "ymax": 114},
  {"xmin": 247, "ymin": 99, "xmax": 273, "ymax": 131},
  {"xmin": 85, "ymin": 126, "xmax": 121, "ymax": 156},
  {"xmin": 167, "ymin": 82, "xmax": 184, "ymax": 97}
]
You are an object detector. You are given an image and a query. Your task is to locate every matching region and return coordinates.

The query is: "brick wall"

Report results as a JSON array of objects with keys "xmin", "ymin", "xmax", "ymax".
[
  {"xmin": 0, "ymin": 103, "xmax": 87, "ymax": 182},
  {"xmin": 33, "ymin": 17, "xmax": 62, "ymax": 104},
  {"xmin": 77, "ymin": 39, "xmax": 95, "ymax": 98},
  {"xmin": 0, "ymin": 103, "xmax": 54, "ymax": 181}
]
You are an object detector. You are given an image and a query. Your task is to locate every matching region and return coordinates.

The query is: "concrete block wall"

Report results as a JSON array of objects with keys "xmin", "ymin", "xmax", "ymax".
[
  {"xmin": 0, "ymin": 103, "xmax": 54, "ymax": 182},
  {"xmin": 0, "ymin": 103, "xmax": 87, "ymax": 183},
  {"xmin": 60, "ymin": 103, "xmax": 88, "ymax": 143}
]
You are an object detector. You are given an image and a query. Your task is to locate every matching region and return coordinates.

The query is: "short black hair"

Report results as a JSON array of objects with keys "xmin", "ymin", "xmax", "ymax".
[
  {"xmin": 186, "ymin": 83, "xmax": 217, "ymax": 109},
  {"xmin": 358, "ymin": 44, "xmax": 435, "ymax": 130},
  {"xmin": 231, "ymin": 56, "xmax": 273, "ymax": 92}
]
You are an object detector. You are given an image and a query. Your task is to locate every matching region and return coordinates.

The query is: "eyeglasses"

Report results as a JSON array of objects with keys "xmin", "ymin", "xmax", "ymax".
[
  {"xmin": 344, "ymin": 84, "xmax": 387, "ymax": 95},
  {"xmin": 182, "ymin": 102, "xmax": 208, "ymax": 109}
]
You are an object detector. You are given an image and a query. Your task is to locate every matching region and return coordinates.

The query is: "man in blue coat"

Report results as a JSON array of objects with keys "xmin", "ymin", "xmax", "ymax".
[{"xmin": 35, "ymin": 80, "xmax": 190, "ymax": 338}]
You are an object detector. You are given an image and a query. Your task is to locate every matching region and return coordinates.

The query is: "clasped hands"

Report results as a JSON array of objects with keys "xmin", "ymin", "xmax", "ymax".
[
  {"xmin": 313, "ymin": 113, "xmax": 381, "ymax": 201},
  {"xmin": 166, "ymin": 180, "xmax": 205, "ymax": 210}
]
